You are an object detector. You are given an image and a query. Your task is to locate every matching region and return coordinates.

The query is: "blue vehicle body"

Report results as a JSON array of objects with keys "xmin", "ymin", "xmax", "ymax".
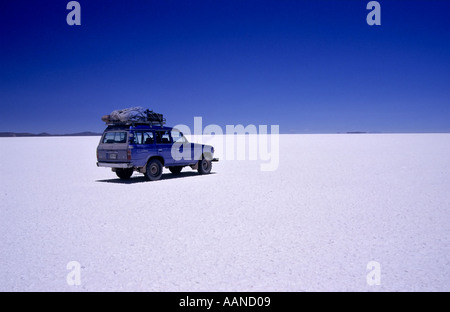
[{"xmin": 96, "ymin": 124, "xmax": 217, "ymax": 180}]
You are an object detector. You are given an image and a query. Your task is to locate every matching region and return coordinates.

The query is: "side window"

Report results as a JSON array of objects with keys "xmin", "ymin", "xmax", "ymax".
[
  {"xmin": 102, "ymin": 132, "xmax": 127, "ymax": 144},
  {"xmin": 134, "ymin": 131, "xmax": 154, "ymax": 145},
  {"xmin": 133, "ymin": 132, "xmax": 143, "ymax": 145},
  {"xmin": 143, "ymin": 132, "xmax": 154, "ymax": 144},
  {"xmin": 156, "ymin": 131, "xmax": 172, "ymax": 144}
]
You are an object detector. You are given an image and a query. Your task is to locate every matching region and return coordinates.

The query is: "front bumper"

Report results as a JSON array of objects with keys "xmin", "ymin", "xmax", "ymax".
[{"xmin": 97, "ymin": 162, "xmax": 133, "ymax": 168}]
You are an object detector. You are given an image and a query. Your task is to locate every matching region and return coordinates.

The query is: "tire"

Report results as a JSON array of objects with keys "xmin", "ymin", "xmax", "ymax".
[
  {"xmin": 169, "ymin": 166, "xmax": 183, "ymax": 174},
  {"xmin": 198, "ymin": 158, "xmax": 212, "ymax": 175},
  {"xmin": 116, "ymin": 168, "xmax": 133, "ymax": 180},
  {"xmin": 145, "ymin": 159, "xmax": 163, "ymax": 181}
]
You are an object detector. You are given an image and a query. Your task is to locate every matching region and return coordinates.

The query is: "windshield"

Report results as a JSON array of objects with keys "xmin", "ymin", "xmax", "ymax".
[
  {"xmin": 102, "ymin": 131, "xmax": 127, "ymax": 144},
  {"xmin": 171, "ymin": 130, "xmax": 188, "ymax": 143}
]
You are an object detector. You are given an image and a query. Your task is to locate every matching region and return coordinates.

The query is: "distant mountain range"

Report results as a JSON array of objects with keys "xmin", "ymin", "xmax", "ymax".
[{"xmin": 0, "ymin": 131, "xmax": 102, "ymax": 137}]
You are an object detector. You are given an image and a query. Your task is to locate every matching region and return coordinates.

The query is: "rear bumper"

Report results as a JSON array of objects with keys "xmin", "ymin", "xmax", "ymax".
[{"xmin": 97, "ymin": 162, "xmax": 133, "ymax": 168}]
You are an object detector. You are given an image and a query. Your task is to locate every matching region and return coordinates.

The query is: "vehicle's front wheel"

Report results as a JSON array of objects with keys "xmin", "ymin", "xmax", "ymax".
[
  {"xmin": 116, "ymin": 168, "xmax": 133, "ymax": 180},
  {"xmin": 169, "ymin": 166, "xmax": 183, "ymax": 174},
  {"xmin": 145, "ymin": 159, "xmax": 163, "ymax": 181},
  {"xmin": 198, "ymin": 158, "xmax": 212, "ymax": 175}
]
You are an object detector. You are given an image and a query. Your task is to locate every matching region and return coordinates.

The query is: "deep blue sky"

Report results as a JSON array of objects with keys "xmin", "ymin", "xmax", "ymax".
[{"xmin": 1, "ymin": 0, "xmax": 449, "ymax": 133}]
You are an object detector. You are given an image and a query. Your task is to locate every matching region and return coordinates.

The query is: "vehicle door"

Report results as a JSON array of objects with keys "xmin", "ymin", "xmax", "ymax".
[
  {"xmin": 131, "ymin": 130, "xmax": 156, "ymax": 167},
  {"xmin": 155, "ymin": 130, "xmax": 175, "ymax": 166},
  {"xmin": 170, "ymin": 129, "xmax": 195, "ymax": 165}
]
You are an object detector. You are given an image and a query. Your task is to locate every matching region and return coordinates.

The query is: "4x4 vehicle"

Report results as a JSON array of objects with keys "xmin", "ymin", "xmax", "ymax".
[{"xmin": 96, "ymin": 109, "xmax": 218, "ymax": 181}]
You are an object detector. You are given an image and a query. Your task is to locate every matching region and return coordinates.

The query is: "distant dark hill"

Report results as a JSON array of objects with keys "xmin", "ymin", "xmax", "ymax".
[{"xmin": 0, "ymin": 131, "xmax": 102, "ymax": 137}]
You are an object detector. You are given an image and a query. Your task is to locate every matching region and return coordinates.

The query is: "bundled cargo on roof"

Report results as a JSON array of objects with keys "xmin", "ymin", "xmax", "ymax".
[
  {"xmin": 110, "ymin": 107, "xmax": 146, "ymax": 123},
  {"xmin": 101, "ymin": 107, "xmax": 165, "ymax": 126}
]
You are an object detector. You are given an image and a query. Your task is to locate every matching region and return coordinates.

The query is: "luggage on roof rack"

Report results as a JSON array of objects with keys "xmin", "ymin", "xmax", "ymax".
[{"xmin": 101, "ymin": 107, "xmax": 166, "ymax": 126}]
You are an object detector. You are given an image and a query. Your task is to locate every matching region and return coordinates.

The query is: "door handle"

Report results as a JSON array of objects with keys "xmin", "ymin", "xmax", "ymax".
[{"xmin": 158, "ymin": 149, "xmax": 163, "ymax": 152}]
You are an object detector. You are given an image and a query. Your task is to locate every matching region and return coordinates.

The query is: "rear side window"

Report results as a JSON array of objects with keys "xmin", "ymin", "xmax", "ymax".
[
  {"xmin": 102, "ymin": 132, "xmax": 127, "ymax": 144},
  {"xmin": 156, "ymin": 131, "xmax": 172, "ymax": 144},
  {"xmin": 134, "ymin": 131, "xmax": 154, "ymax": 145}
]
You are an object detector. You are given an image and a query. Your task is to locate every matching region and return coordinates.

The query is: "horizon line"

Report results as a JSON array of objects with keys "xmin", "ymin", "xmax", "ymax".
[{"xmin": 1, "ymin": 131, "xmax": 450, "ymax": 138}]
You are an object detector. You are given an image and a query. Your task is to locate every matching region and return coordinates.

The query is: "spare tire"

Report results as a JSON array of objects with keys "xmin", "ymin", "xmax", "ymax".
[
  {"xmin": 169, "ymin": 166, "xmax": 183, "ymax": 174},
  {"xmin": 116, "ymin": 168, "xmax": 133, "ymax": 179}
]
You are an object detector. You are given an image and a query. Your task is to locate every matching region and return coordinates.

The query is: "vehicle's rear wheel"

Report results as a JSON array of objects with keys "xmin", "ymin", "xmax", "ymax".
[
  {"xmin": 198, "ymin": 158, "xmax": 212, "ymax": 175},
  {"xmin": 145, "ymin": 159, "xmax": 163, "ymax": 181},
  {"xmin": 169, "ymin": 166, "xmax": 183, "ymax": 174},
  {"xmin": 116, "ymin": 168, "xmax": 133, "ymax": 180}
]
